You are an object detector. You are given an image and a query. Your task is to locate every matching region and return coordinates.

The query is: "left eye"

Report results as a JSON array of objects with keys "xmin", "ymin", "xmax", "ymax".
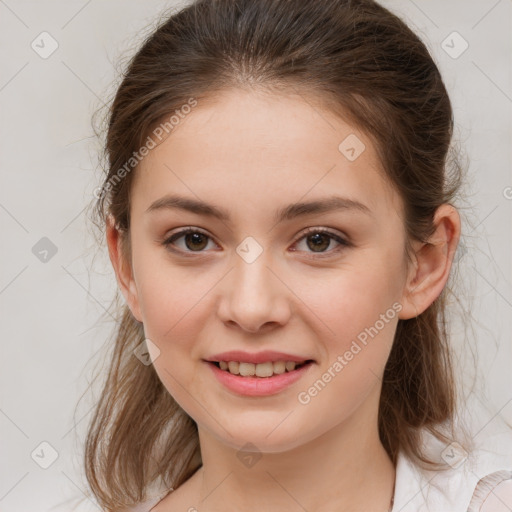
[
  {"xmin": 163, "ymin": 228, "xmax": 349, "ymax": 256},
  {"xmin": 292, "ymin": 229, "xmax": 349, "ymax": 255}
]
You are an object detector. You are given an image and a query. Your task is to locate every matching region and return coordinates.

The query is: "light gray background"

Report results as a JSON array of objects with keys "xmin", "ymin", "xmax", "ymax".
[{"xmin": 0, "ymin": 1, "xmax": 511, "ymax": 511}]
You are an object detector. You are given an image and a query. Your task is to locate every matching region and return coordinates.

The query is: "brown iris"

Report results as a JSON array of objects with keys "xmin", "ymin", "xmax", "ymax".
[
  {"xmin": 184, "ymin": 232, "xmax": 209, "ymax": 251},
  {"xmin": 306, "ymin": 232, "xmax": 330, "ymax": 252}
]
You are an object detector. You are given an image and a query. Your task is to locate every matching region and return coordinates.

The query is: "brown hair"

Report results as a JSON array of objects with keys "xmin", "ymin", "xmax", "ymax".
[{"xmin": 84, "ymin": 0, "xmax": 468, "ymax": 509}]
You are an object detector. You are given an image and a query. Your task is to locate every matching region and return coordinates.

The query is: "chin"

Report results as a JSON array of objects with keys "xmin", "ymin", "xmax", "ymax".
[{"xmin": 205, "ymin": 421, "xmax": 314, "ymax": 455}]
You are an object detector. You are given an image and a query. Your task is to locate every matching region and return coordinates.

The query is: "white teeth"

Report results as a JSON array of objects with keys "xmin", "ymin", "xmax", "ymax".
[
  {"xmin": 255, "ymin": 362, "xmax": 274, "ymax": 377},
  {"xmin": 273, "ymin": 361, "xmax": 286, "ymax": 374},
  {"xmin": 215, "ymin": 360, "xmax": 307, "ymax": 377},
  {"xmin": 227, "ymin": 361, "xmax": 240, "ymax": 375},
  {"xmin": 285, "ymin": 361, "xmax": 296, "ymax": 372},
  {"xmin": 239, "ymin": 362, "xmax": 255, "ymax": 376}
]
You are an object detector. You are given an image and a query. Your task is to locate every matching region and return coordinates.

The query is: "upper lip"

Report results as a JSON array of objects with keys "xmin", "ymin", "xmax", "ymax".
[{"xmin": 205, "ymin": 350, "xmax": 314, "ymax": 364}]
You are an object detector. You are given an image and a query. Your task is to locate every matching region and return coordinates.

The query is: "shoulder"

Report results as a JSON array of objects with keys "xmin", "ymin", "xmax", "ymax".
[{"xmin": 392, "ymin": 427, "xmax": 512, "ymax": 512}]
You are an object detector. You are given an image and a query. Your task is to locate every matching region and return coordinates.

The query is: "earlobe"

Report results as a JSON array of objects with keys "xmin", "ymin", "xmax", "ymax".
[
  {"xmin": 398, "ymin": 204, "xmax": 461, "ymax": 320},
  {"xmin": 105, "ymin": 215, "xmax": 143, "ymax": 323}
]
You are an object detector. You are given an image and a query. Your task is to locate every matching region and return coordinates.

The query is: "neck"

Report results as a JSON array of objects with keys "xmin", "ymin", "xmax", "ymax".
[{"xmin": 191, "ymin": 390, "xmax": 396, "ymax": 512}]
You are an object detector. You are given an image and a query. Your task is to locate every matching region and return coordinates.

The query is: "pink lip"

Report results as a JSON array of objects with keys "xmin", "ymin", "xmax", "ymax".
[
  {"xmin": 205, "ymin": 360, "xmax": 315, "ymax": 397},
  {"xmin": 205, "ymin": 350, "xmax": 313, "ymax": 364}
]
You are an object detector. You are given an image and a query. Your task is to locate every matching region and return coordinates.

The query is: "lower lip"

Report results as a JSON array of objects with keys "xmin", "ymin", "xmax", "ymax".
[{"xmin": 205, "ymin": 361, "xmax": 314, "ymax": 397}]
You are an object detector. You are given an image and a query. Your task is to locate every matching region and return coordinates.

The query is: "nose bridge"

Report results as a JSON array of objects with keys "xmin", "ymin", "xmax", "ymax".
[
  {"xmin": 218, "ymin": 236, "xmax": 290, "ymax": 331},
  {"xmin": 237, "ymin": 249, "xmax": 270, "ymax": 290},
  {"xmin": 232, "ymin": 238, "xmax": 277, "ymax": 303}
]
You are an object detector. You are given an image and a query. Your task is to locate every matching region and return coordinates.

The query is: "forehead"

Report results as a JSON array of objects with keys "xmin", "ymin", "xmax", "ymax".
[{"xmin": 134, "ymin": 88, "xmax": 403, "ymax": 222}]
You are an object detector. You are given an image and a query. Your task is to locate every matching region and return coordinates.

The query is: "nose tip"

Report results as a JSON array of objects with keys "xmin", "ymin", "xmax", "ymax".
[{"xmin": 217, "ymin": 259, "xmax": 292, "ymax": 333}]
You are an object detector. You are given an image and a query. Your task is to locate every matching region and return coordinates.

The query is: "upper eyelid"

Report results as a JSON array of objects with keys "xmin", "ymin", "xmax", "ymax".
[{"xmin": 298, "ymin": 226, "xmax": 346, "ymax": 239}]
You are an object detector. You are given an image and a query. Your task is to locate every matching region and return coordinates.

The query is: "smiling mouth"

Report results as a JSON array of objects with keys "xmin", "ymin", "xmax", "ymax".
[{"xmin": 209, "ymin": 360, "xmax": 314, "ymax": 378}]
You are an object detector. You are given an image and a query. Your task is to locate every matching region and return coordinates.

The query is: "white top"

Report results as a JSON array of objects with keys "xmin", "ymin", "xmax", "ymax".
[
  {"xmin": 392, "ymin": 429, "xmax": 512, "ymax": 511},
  {"xmin": 128, "ymin": 429, "xmax": 512, "ymax": 512}
]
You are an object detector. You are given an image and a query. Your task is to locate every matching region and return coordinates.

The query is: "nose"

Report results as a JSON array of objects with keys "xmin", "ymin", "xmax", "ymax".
[{"xmin": 217, "ymin": 247, "xmax": 292, "ymax": 334}]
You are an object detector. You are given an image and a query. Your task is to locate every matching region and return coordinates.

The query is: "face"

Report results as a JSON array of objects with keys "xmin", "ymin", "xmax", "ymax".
[{"xmin": 115, "ymin": 88, "xmax": 415, "ymax": 453}]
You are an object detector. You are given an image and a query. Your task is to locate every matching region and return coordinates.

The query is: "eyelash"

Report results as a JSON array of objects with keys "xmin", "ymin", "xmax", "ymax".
[{"xmin": 162, "ymin": 226, "xmax": 351, "ymax": 259}]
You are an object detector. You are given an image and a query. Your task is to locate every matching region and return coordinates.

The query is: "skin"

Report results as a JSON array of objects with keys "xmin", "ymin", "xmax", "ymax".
[{"xmin": 107, "ymin": 87, "xmax": 461, "ymax": 511}]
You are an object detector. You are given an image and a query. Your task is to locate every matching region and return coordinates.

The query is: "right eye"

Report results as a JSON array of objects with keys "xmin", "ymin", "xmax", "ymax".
[{"xmin": 163, "ymin": 227, "xmax": 218, "ymax": 255}]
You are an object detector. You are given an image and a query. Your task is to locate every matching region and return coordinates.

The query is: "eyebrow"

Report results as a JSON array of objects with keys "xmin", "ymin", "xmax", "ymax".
[{"xmin": 146, "ymin": 194, "xmax": 373, "ymax": 222}]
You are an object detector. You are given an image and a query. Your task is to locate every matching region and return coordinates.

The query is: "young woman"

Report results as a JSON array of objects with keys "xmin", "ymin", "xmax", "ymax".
[{"xmin": 84, "ymin": 0, "xmax": 512, "ymax": 510}]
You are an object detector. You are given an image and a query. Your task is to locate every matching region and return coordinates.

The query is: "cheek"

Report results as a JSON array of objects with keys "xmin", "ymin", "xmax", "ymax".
[
  {"xmin": 133, "ymin": 257, "xmax": 217, "ymax": 373},
  {"xmin": 141, "ymin": 282, "xmax": 210, "ymax": 415},
  {"xmin": 133, "ymin": 246, "xmax": 210, "ymax": 343},
  {"xmin": 294, "ymin": 271, "xmax": 399, "ymax": 422},
  {"xmin": 295, "ymin": 259, "xmax": 401, "ymax": 347},
  {"xmin": 138, "ymin": 275, "xmax": 208, "ymax": 360}
]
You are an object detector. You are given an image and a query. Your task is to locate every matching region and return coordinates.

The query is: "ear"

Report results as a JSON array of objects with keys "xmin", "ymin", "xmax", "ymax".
[
  {"xmin": 398, "ymin": 204, "xmax": 461, "ymax": 320},
  {"xmin": 105, "ymin": 215, "xmax": 143, "ymax": 322}
]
